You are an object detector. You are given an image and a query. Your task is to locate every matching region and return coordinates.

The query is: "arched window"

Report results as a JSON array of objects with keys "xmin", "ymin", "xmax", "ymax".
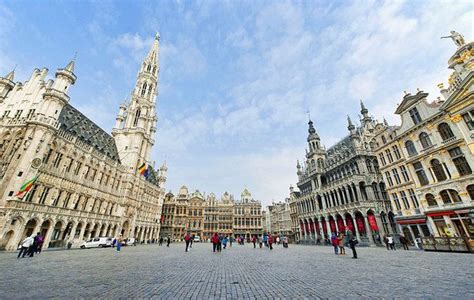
[
  {"xmin": 405, "ymin": 140, "xmax": 417, "ymax": 156},
  {"xmin": 141, "ymin": 82, "xmax": 147, "ymax": 97},
  {"xmin": 366, "ymin": 159, "xmax": 372, "ymax": 172},
  {"xmin": 425, "ymin": 194, "xmax": 437, "ymax": 206},
  {"xmin": 148, "ymin": 84, "xmax": 153, "ymax": 97},
  {"xmin": 147, "ymin": 64, "xmax": 151, "ymax": 72},
  {"xmin": 438, "ymin": 123, "xmax": 455, "ymax": 140},
  {"xmin": 419, "ymin": 132, "xmax": 432, "ymax": 149},
  {"xmin": 153, "ymin": 66, "xmax": 157, "ymax": 74},
  {"xmin": 133, "ymin": 109, "xmax": 141, "ymax": 127},
  {"xmin": 431, "ymin": 159, "xmax": 447, "ymax": 182},
  {"xmin": 467, "ymin": 185, "xmax": 474, "ymax": 201},
  {"xmin": 440, "ymin": 189, "xmax": 462, "ymax": 204}
]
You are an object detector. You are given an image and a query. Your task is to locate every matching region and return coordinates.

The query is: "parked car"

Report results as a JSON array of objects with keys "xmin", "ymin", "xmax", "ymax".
[
  {"xmin": 80, "ymin": 237, "xmax": 112, "ymax": 249},
  {"xmin": 122, "ymin": 238, "xmax": 136, "ymax": 246},
  {"xmin": 193, "ymin": 235, "xmax": 201, "ymax": 243}
]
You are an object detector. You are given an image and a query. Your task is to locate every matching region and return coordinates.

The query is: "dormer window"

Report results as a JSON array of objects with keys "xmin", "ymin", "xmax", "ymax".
[{"xmin": 409, "ymin": 107, "xmax": 422, "ymax": 125}]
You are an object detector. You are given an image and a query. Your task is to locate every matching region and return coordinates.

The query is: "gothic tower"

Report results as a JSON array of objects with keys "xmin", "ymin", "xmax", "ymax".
[{"xmin": 113, "ymin": 33, "xmax": 160, "ymax": 173}]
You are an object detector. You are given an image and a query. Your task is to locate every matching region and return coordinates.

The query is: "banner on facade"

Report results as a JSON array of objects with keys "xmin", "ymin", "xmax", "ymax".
[{"xmin": 367, "ymin": 214, "xmax": 379, "ymax": 231}]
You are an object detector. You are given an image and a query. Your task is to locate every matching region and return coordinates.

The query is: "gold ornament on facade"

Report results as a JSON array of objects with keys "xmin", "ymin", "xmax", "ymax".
[{"xmin": 450, "ymin": 114, "xmax": 463, "ymax": 123}]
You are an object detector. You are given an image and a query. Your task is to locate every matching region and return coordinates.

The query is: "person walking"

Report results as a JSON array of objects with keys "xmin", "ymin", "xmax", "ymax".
[
  {"xmin": 331, "ymin": 233, "xmax": 339, "ymax": 255},
  {"xmin": 33, "ymin": 232, "xmax": 44, "ymax": 255},
  {"xmin": 282, "ymin": 236, "xmax": 289, "ymax": 248},
  {"xmin": 252, "ymin": 235, "xmax": 257, "ymax": 248},
  {"xmin": 184, "ymin": 233, "xmax": 191, "ymax": 252},
  {"xmin": 258, "ymin": 235, "xmax": 263, "ymax": 248},
  {"xmin": 400, "ymin": 235, "xmax": 409, "ymax": 250},
  {"xmin": 116, "ymin": 235, "xmax": 122, "ymax": 252},
  {"xmin": 229, "ymin": 236, "xmax": 233, "ymax": 247},
  {"xmin": 18, "ymin": 234, "xmax": 35, "ymax": 258},
  {"xmin": 222, "ymin": 236, "xmax": 228, "ymax": 249},
  {"xmin": 387, "ymin": 235, "xmax": 396, "ymax": 250},
  {"xmin": 383, "ymin": 235, "xmax": 389, "ymax": 250},
  {"xmin": 190, "ymin": 234, "xmax": 195, "ymax": 249},
  {"xmin": 167, "ymin": 236, "xmax": 171, "ymax": 247},
  {"xmin": 211, "ymin": 233, "xmax": 219, "ymax": 253},
  {"xmin": 276, "ymin": 236, "xmax": 280, "ymax": 245},
  {"xmin": 268, "ymin": 234, "xmax": 273, "ymax": 250},
  {"xmin": 345, "ymin": 227, "xmax": 358, "ymax": 259},
  {"xmin": 159, "ymin": 237, "xmax": 163, "ymax": 246},
  {"xmin": 218, "ymin": 234, "xmax": 223, "ymax": 252},
  {"xmin": 338, "ymin": 232, "xmax": 346, "ymax": 255}
]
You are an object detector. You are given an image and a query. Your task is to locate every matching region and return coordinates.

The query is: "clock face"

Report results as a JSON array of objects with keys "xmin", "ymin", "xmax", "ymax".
[{"xmin": 31, "ymin": 157, "xmax": 42, "ymax": 169}]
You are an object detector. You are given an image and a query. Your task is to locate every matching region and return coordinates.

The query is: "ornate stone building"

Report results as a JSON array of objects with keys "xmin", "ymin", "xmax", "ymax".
[
  {"xmin": 159, "ymin": 187, "xmax": 262, "ymax": 241},
  {"xmin": 290, "ymin": 106, "xmax": 393, "ymax": 246},
  {"xmin": 0, "ymin": 34, "xmax": 167, "ymax": 250},
  {"xmin": 373, "ymin": 37, "xmax": 474, "ymax": 250},
  {"xmin": 266, "ymin": 199, "xmax": 293, "ymax": 240},
  {"xmin": 233, "ymin": 189, "xmax": 263, "ymax": 239}
]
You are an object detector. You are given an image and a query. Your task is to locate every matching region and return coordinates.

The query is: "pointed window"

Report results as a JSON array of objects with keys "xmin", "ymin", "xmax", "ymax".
[
  {"xmin": 147, "ymin": 64, "xmax": 151, "ymax": 72},
  {"xmin": 141, "ymin": 82, "xmax": 147, "ymax": 97},
  {"xmin": 133, "ymin": 109, "xmax": 141, "ymax": 127},
  {"xmin": 148, "ymin": 84, "xmax": 153, "ymax": 97}
]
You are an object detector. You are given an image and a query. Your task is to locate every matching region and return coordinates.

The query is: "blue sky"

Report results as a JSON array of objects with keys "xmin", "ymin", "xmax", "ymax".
[{"xmin": 0, "ymin": 0, "xmax": 472, "ymax": 206}]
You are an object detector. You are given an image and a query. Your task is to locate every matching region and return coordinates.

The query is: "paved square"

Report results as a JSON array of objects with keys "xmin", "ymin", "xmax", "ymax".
[{"xmin": 0, "ymin": 243, "xmax": 472, "ymax": 299}]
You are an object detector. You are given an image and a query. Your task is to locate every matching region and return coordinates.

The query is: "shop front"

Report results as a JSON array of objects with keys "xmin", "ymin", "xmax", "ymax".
[
  {"xmin": 422, "ymin": 209, "xmax": 473, "ymax": 252},
  {"xmin": 395, "ymin": 215, "xmax": 430, "ymax": 249}
]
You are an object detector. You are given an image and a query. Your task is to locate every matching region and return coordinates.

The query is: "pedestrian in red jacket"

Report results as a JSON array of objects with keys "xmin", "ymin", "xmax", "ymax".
[
  {"xmin": 268, "ymin": 235, "xmax": 273, "ymax": 250},
  {"xmin": 184, "ymin": 233, "xmax": 191, "ymax": 252},
  {"xmin": 211, "ymin": 233, "xmax": 219, "ymax": 253}
]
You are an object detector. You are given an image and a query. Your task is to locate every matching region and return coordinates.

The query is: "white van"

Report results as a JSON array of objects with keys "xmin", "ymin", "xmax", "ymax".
[
  {"xmin": 80, "ymin": 237, "xmax": 112, "ymax": 249},
  {"xmin": 193, "ymin": 235, "xmax": 201, "ymax": 242},
  {"xmin": 123, "ymin": 238, "xmax": 136, "ymax": 246}
]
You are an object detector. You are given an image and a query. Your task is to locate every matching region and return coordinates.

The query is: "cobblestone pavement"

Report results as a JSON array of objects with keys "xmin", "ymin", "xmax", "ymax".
[{"xmin": 0, "ymin": 243, "xmax": 473, "ymax": 299}]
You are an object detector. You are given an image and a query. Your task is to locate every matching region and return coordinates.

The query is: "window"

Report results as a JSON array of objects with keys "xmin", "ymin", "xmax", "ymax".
[
  {"xmin": 408, "ymin": 189, "xmax": 419, "ymax": 208},
  {"xmin": 24, "ymin": 184, "xmax": 38, "ymax": 202},
  {"xmin": 26, "ymin": 109, "xmax": 36, "ymax": 119},
  {"xmin": 438, "ymin": 123, "xmax": 455, "ymax": 141},
  {"xmin": 53, "ymin": 153, "xmax": 63, "ymax": 168},
  {"xmin": 449, "ymin": 147, "xmax": 472, "ymax": 176},
  {"xmin": 392, "ymin": 169, "xmax": 401, "ymax": 184},
  {"xmin": 409, "ymin": 107, "xmax": 422, "ymax": 125},
  {"xmin": 467, "ymin": 185, "xmax": 474, "ymax": 201},
  {"xmin": 43, "ymin": 149, "xmax": 53, "ymax": 164},
  {"xmin": 391, "ymin": 193, "xmax": 401, "ymax": 210},
  {"xmin": 52, "ymin": 191, "xmax": 62, "ymax": 206},
  {"xmin": 378, "ymin": 153, "xmax": 386, "ymax": 166},
  {"xmin": 439, "ymin": 189, "xmax": 462, "ymax": 204},
  {"xmin": 462, "ymin": 110, "xmax": 474, "ymax": 130},
  {"xmin": 385, "ymin": 149, "xmax": 394, "ymax": 163},
  {"xmin": 413, "ymin": 162, "xmax": 429, "ymax": 186},
  {"xmin": 14, "ymin": 110, "xmax": 23, "ymax": 119},
  {"xmin": 392, "ymin": 145, "xmax": 401, "ymax": 160},
  {"xmin": 400, "ymin": 191, "xmax": 410, "ymax": 209},
  {"xmin": 381, "ymin": 136, "xmax": 387, "ymax": 144},
  {"xmin": 419, "ymin": 132, "xmax": 432, "ymax": 149},
  {"xmin": 431, "ymin": 159, "xmax": 447, "ymax": 182},
  {"xmin": 133, "ymin": 109, "xmax": 141, "ymax": 127},
  {"xmin": 425, "ymin": 194, "xmax": 437, "ymax": 206},
  {"xmin": 38, "ymin": 187, "xmax": 50, "ymax": 205},
  {"xmin": 141, "ymin": 82, "xmax": 147, "ymax": 97},
  {"xmin": 405, "ymin": 140, "xmax": 417, "ymax": 156},
  {"xmin": 2, "ymin": 110, "xmax": 10, "ymax": 118},
  {"xmin": 400, "ymin": 165, "xmax": 410, "ymax": 182},
  {"xmin": 385, "ymin": 171, "xmax": 393, "ymax": 186}
]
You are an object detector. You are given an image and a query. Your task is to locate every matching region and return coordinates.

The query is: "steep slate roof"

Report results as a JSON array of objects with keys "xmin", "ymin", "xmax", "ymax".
[{"xmin": 58, "ymin": 104, "xmax": 120, "ymax": 162}]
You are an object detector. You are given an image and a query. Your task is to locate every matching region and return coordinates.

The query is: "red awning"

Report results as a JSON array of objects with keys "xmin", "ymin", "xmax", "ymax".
[
  {"xmin": 397, "ymin": 219, "xmax": 426, "ymax": 225},
  {"xmin": 426, "ymin": 211, "xmax": 455, "ymax": 217}
]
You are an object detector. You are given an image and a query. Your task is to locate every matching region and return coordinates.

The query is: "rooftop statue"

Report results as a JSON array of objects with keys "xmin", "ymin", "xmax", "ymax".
[{"xmin": 441, "ymin": 30, "xmax": 466, "ymax": 47}]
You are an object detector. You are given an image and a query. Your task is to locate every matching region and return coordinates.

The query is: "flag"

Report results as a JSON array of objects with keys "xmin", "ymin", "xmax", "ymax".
[
  {"xmin": 138, "ymin": 162, "xmax": 147, "ymax": 176},
  {"xmin": 15, "ymin": 176, "xmax": 38, "ymax": 197},
  {"xmin": 143, "ymin": 166, "xmax": 150, "ymax": 179}
]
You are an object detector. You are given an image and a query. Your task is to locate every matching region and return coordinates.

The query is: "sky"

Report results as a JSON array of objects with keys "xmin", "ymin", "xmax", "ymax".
[{"xmin": 0, "ymin": 0, "xmax": 472, "ymax": 206}]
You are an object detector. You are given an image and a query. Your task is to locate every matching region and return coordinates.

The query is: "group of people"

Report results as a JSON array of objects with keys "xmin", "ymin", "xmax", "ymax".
[
  {"xmin": 384, "ymin": 234, "xmax": 410, "ymax": 250},
  {"xmin": 330, "ymin": 227, "xmax": 358, "ymax": 259},
  {"xmin": 158, "ymin": 236, "xmax": 171, "ymax": 247},
  {"xmin": 18, "ymin": 232, "xmax": 44, "ymax": 258}
]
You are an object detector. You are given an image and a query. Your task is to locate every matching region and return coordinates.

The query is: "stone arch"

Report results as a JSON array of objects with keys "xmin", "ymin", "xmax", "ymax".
[
  {"xmin": 328, "ymin": 215, "xmax": 336, "ymax": 234},
  {"xmin": 344, "ymin": 213, "xmax": 355, "ymax": 233},
  {"xmin": 387, "ymin": 211, "xmax": 397, "ymax": 233},
  {"xmin": 335, "ymin": 214, "xmax": 344, "ymax": 233},
  {"xmin": 22, "ymin": 218, "xmax": 39, "ymax": 239},
  {"xmin": 354, "ymin": 211, "xmax": 366, "ymax": 237}
]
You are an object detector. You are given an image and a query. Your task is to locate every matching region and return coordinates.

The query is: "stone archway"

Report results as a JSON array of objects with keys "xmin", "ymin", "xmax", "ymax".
[
  {"xmin": 0, "ymin": 230, "xmax": 15, "ymax": 250},
  {"xmin": 121, "ymin": 221, "xmax": 130, "ymax": 237},
  {"xmin": 22, "ymin": 219, "xmax": 38, "ymax": 239}
]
